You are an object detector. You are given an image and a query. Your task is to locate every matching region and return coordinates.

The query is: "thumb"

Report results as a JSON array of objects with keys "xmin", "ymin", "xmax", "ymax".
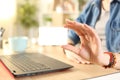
[{"xmin": 61, "ymin": 45, "xmax": 80, "ymax": 54}]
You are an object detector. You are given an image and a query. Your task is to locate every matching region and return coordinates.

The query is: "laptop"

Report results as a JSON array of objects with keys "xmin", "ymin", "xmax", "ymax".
[{"xmin": 0, "ymin": 52, "xmax": 73, "ymax": 77}]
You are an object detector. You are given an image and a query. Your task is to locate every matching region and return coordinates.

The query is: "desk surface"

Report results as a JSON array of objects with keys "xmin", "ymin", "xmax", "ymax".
[{"xmin": 1, "ymin": 46, "xmax": 119, "ymax": 80}]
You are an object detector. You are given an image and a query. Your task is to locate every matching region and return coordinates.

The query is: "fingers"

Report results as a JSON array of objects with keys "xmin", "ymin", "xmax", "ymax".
[
  {"xmin": 64, "ymin": 19, "xmax": 75, "ymax": 29},
  {"xmin": 84, "ymin": 24, "xmax": 101, "ymax": 45},
  {"xmin": 84, "ymin": 24, "xmax": 99, "ymax": 42},
  {"xmin": 64, "ymin": 19, "xmax": 87, "ymax": 36},
  {"xmin": 64, "ymin": 19, "xmax": 75, "ymax": 27},
  {"xmin": 83, "ymin": 24, "xmax": 100, "ymax": 40},
  {"xmin": 62, "ymin": 44, "xmax": 80, "ymax": 54},
  {"xmin": 65, "ymin": 50, "xmax": 81, "ymax": 63},
  {"xmin": 64, "ymin": 19, "xmax": 95, "ymax": 38},
  {"xmin": 65, "ymin": 49, "xmax": 91, "ymax": 64},
  {"xmin": 62, "ymin": 44, "xmax": 90, "ymax": 61}
]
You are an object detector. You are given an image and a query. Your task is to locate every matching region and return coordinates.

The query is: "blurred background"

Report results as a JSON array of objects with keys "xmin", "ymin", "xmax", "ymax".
[{"xmin": 0, "ymin": 0, "xmax": 87, "ymax": 45}]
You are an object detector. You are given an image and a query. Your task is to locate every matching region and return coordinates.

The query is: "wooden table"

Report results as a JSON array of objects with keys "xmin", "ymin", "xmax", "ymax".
[{"xmin": 0, "ymin": 45, "xmax": 119, "ymax": 80}]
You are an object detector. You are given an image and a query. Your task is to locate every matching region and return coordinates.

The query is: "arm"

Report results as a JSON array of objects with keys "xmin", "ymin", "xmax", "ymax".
[
  {"xmin": 99, "ymin": 52, "xmax": 120, "ymax": 70},
  {"xmin": 68, "ymin": 0, "xmax": 96, "ymax": 45},
  {"xmin": 62, "ymin": 19, "xmax": 120, "ymax": 70},
  {"xmin": 64, "ymin": 0, "xmax": 101, "ymax": 64}
]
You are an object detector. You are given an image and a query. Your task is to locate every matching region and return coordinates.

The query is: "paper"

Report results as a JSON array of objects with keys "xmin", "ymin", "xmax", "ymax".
[
  {"xmin": 88, "ymin": 72, "xmax": 120, "ymax": 80},
  {"xmin": 38, "ymin": 27, "xmax": 68, "ymax": 45}
]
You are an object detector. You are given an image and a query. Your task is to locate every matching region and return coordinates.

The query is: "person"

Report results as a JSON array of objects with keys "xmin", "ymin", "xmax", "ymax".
[{"xmin": 62, "ymin": 0, "xmax": 120, "ymax": 70}]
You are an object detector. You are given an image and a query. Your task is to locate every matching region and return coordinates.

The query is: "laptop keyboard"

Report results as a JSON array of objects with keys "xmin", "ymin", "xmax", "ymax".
[{"xmin": 3, "ymin": 55, "xmax": 51, "ymax": 72}]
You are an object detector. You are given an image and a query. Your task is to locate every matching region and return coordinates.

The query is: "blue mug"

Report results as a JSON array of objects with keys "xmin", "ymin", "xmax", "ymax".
[{"xmin": 8, "ymin": 36, "xmax": 28, "ymax": 52}]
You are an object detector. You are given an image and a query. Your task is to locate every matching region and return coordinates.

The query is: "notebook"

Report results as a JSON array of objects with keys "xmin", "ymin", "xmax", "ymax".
[{"xmin": 0, "ymin": 52, "xmax": 73, "ymax": 77}]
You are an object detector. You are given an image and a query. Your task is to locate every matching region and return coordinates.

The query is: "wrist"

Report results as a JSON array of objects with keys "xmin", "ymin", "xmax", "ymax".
[
  {"xmin": 98, "ymin": 52, "xmax": 110, "ymax": 66},
  {"xmin": 102, "ymin": 52, "xmax": 116, "ymax": 68},
  {"xmin": 103, "ymin": 52, "xmax": 110, "ymax": 66}
]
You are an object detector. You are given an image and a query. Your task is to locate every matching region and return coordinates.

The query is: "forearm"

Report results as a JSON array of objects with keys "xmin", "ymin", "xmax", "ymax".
[{"xmin": 99, "ymin": 52, "xmax": 120, "ymax": 70}]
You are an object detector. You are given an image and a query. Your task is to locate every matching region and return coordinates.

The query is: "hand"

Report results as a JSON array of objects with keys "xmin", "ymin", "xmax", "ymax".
[
  {"xmin": 62, "ymin": 19, "xmax": 105, "ymax": 65},
  {"xmin": 63, "ymin": 37, "xmax": 91, "ymax": 64},
  {"xmin": 63, "ymin": 46, "xmax": 91, "ymax": 64}
]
